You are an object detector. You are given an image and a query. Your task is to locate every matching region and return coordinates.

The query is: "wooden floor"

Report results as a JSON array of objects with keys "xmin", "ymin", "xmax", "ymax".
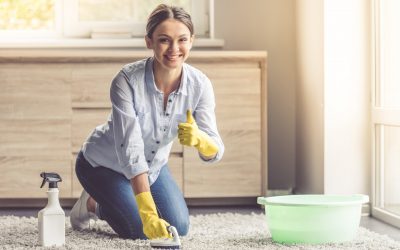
[{"xmin": 1, "ymin": 206, "xmax": 399, "ymax": 242}]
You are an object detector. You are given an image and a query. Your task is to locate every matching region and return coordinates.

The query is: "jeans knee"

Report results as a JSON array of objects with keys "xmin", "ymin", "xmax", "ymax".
[
  {"xmin": 120, "ymin": 228, "xmax": 146, "ymax": 240},
  {"xmin": 173, "ymin": 216, "xmax": 190, "ymax": 236}
]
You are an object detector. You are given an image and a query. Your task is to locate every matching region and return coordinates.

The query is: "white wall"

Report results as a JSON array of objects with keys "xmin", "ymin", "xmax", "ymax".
[
  {"xmin": 295, "ymin": 0, "xmax": 371, "ymax": 195},
  {"xmin": 294, "ymin": 0, "xmax": 325, "ymax": 194},
  {"xmin": 323, "ymin": 0, "xmax": 371, "ymax": 194},
  {"xmin": 215, "ymin": 0, "xmax": 297, "ymax": 190}
]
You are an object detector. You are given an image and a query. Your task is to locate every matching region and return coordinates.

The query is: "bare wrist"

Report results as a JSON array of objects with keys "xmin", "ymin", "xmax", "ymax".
[{"xmin": 131, "ymin": 172, "xmax": 150, "ymax": 195}]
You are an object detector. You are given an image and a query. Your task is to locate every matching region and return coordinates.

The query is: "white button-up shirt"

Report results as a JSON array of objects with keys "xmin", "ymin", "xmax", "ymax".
[{"xmin": 82, "ymin": 57, "xmax": 224, "ymax": 184}]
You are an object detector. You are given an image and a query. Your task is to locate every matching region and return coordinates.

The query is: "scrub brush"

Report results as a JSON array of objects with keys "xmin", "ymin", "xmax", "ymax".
[{"xmin": 150, "ymin": 226, "xmax": 181, "ymax": 249}]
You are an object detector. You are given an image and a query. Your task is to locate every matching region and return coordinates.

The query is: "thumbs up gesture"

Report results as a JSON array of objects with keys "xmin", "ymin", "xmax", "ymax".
[
  {"xmin": 178, "ymin": 110, "xmax": 218, "ymax": 157},
  {"xmin": 178, "ymin": 110, "xmax": 199, "ymax": 147}
]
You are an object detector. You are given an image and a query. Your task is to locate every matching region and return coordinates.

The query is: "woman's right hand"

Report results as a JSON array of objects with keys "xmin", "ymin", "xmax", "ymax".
[{"xmin": 135, "ymin": 191, "xmax": 171, "ymax": 239}]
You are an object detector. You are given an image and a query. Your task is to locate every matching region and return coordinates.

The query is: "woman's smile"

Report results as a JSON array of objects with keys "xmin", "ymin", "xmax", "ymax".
[{"xmin": 165, "ymin": 54, "xmax": 182, "ymax": 61}]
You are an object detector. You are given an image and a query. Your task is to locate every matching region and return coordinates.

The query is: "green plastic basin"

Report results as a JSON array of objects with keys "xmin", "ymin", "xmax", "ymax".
[{"xmin": 257, "ymin": 194, "xmax": 369, "ymax": 244}]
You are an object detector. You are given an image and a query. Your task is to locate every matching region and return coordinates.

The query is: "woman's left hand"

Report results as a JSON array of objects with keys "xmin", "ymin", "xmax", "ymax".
[{"xmin": 178, "ymin": 110, "xmax": 218, "ymax": 157}]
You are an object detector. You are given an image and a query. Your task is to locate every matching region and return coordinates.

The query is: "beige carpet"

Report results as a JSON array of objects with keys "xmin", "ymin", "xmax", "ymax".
[{"xmin": 1, "ymin": 212, "xmax": 400, "ymax": 249}]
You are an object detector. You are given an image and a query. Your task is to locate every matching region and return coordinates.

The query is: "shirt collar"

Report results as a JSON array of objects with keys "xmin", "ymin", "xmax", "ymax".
[{"xmin": 145, "ymin": 57, "xmax": 188, "ymax": 96}]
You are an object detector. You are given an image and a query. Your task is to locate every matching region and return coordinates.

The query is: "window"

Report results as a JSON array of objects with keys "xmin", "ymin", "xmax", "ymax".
[
  {"xmin": 64, "ymin": 0, "xmax": 211, "ymax": 38},
  {"xmin": 0, "ymin": 0, "xmax": 61, "ymax": 38},
  {"xmin": 0, "ymin": 0, "xmax": 213, "ymax": 39},
  {"xmin": 372, "ymin": 0, "xmax": 400, "ymax": 228}
]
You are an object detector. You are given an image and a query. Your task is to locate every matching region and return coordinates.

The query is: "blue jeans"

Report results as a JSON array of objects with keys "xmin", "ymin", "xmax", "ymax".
[{"xmin": 75, "ymin": 151, "xmax": 190, "ymax": 239}]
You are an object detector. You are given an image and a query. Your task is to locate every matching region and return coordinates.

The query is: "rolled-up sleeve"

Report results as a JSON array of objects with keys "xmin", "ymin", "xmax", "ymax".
[
  {"xmin": 110, "ymin": 71, "xmax": 149, "ymax": 179},
  {"xmin": 194, "ymin": 77, "xmax": 225, "ymax": 163}
]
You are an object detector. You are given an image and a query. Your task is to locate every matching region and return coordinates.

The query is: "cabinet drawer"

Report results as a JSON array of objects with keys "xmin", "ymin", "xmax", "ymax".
[
  {"xmin": 0, "ymin": 119, "xmax": 71, "ymax": 157},
  {"xmin": 0, "ymin": 156, "xmax": 71, "ymax": 198},
  {"xmin": 72, "ymin": 109, "xmax": 111, "ymax": 153},
  {"xmin": 184, "ymin": 130, "xmax": 261, "ymax": 198},
  {"xmin": 194, "ymin": 65, "xmax": 261, "ymax": 130},
  {"xmin": 71, "ymin": 63, "xmax": 121, "ymax": 108},
  {"xmin": 0, "ymin": 63, "xmax": 71, "ymax": 120}
]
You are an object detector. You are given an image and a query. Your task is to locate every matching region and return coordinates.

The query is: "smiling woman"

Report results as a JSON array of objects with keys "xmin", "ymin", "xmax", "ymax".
[{"xmin": 67, "ymin": 4, "xmax": 224, "ymax": 241}]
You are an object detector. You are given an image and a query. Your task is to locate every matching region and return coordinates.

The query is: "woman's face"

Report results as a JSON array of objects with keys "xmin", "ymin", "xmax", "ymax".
[{"xmin": 146, "ymin": 18, "xmax": 194, "ymax": 71}]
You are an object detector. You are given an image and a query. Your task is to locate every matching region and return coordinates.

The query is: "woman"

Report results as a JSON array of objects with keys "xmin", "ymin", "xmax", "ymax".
[{"xmin": 70, "ymin": 4, "xmax": 224, "ymax": 240}]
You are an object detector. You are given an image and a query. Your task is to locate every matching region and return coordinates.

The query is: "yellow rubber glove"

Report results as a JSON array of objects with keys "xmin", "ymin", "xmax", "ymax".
[
  {"xmin": 135, "ymin": 191, "xmax": 171, "ymax": 239},
  {"xmin": 178, "ymin": 109, "xmax": 219, "ymax": 157}
]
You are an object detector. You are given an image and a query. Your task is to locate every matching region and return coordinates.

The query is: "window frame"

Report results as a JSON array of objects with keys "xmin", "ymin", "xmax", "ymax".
[{"xmin": 371, "ymin": 0, "xmax": 400, "ymax": 229}]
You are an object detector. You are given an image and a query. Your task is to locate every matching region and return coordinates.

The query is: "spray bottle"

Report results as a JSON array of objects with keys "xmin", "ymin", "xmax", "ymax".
[{"xmin": 38, "ymin": 172, "xmax": 65, "ymax": 247}]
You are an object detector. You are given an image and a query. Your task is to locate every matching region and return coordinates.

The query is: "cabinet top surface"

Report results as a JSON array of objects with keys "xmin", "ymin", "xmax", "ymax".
[{"xmin": 0, "ymin": 50, "xmax": 267, "ymax": 63}]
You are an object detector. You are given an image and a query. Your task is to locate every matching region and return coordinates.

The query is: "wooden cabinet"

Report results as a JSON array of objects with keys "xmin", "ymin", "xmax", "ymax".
[
  {"xmin": 0, "ymin": 50, "xmax": 267, "ymax": 203},
  {"xmin": 183, "ymin": 64, "xmax": 263, "ymax": 198},
  {"xmin": 0, "ymin": 64, "xmax": 72, "ymax": 198}
]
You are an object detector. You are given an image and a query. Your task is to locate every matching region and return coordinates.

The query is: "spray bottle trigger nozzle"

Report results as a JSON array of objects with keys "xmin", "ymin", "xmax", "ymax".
[
  {"xmin": 40, "ymin": 172, "xmax": 62, "ymax": 188},
  {"xmin": 40, "ymin": 179, "xmax": 46, "ymax": 188}
]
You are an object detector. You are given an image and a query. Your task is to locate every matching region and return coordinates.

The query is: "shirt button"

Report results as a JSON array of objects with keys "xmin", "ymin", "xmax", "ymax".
[
  {"xmin": 120, "ymin": 144, "xmax": 124, "ymax": 147},
  {"xmin": 156, "ymin": 141, "xmax": 160, "ymax": 144},
  {"xmin": 147, "ymin": 160, "xmax": 150, "ymax": 163},
  {"xmin": 166, "ymin": 113, "xmax": 169, "ymax": 116},
  {"xmin": 151, "ymin": 151, "xmax": 155, "ymax": 154}
]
